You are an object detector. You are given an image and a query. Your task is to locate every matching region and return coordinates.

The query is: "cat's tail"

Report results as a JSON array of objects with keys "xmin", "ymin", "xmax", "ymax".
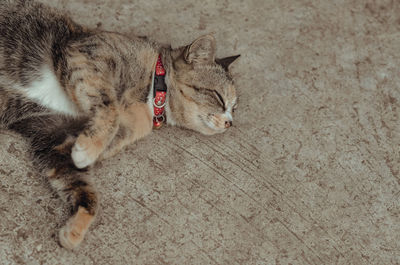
[{"xmin": 9, "ymin": 114, "xmax": 98, "ymax": 249}]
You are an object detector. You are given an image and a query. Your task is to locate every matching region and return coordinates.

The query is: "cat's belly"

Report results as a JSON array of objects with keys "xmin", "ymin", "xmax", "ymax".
[{"xmin": 19, "ymin": 67, "xmax": 79, "ymax": 115}]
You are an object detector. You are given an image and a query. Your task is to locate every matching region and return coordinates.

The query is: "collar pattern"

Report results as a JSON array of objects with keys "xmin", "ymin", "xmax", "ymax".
[{"xmin": 152, "ymin": 55, "xmax": 167, "ymax": 129}]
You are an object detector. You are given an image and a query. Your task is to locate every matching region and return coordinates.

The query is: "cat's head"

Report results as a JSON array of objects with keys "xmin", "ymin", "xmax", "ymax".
[{"xmin": 167, "ymin": 35, "xmax": 240, "ymax": 135}]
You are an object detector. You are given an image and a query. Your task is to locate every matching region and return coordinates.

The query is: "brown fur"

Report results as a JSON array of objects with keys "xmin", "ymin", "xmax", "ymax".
[
  {"xmin": 0, "ymin": 0, "xmax": 239, "ymax": 249},
  {"xmin": 101, "ymin": 103, "xmax": 153, "ymax": 159},
  {"xmin": 59, "ymin": 206, "xmax": 95, "ymax": 249}
]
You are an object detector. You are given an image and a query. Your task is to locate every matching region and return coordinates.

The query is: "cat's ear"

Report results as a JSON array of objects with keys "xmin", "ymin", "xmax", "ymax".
[
  {"xmin": 215, "ymin": 54, "xmax": 241, "ymax": 71},
  {"xmin": 184, "ymin": 34, "xmax": 216, "ymax": 65}
]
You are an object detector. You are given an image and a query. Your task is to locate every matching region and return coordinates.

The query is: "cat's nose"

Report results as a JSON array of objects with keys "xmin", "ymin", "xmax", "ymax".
[{"xmin": 225, "ymin": 120, "xmax": 233, "ymax": 128}]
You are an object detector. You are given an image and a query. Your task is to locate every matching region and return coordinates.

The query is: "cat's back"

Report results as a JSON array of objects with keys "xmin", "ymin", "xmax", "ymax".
[
  {"xmin": 0, "ymin": 0, "xmax": 91, "ymax": 115},
  {"xmin": 0, "ymin": 0, "xmax": 87, "ymax": 84},
  {"xmin": 0, "ymin": 1, "xmax": 158, "ymax": 117},
  {"xmin": 0, "ymin": 0, "xmax": 85, "ymax": 44}
]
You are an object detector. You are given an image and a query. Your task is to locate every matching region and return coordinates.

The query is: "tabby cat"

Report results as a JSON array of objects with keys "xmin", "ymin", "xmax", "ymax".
[{"xmin": 0, "ymin": 0, "xmax": 239, "ymax": 249}]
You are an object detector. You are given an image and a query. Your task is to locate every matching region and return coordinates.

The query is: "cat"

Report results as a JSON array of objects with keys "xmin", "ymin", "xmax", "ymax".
[{"xmin": 0, "ymin": 0, "xmax": 240, "ymax": 249}]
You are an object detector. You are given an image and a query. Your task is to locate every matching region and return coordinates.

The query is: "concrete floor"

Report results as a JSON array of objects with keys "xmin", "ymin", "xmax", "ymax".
[{"xmin": 1, "ymin": 0, "xmax": 399, "ymax": 264}]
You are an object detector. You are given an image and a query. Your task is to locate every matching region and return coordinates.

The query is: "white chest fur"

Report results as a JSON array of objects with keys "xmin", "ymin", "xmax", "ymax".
[{"xmin": 20, "ymin": 67, "xmax": 78, "ymax": 115}]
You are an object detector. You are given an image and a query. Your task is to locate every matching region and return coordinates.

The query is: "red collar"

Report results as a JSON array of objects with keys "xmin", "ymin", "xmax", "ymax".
[{"xmin": 153, "ymin": 55, "xmax": 167, "ymax": 129}]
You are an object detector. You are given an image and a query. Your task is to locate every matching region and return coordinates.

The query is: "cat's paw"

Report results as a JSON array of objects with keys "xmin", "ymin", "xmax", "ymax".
[
  {"xmin": 59, "ymin": 207, "xmax": 94, "ymax": 249},
  {"xmin": 71, "ymin": 142, "xmax": 98, "ymax": 169},
  {"xmin": 59, "ymin": 223, "xmax": 84, "ymax": 250}
]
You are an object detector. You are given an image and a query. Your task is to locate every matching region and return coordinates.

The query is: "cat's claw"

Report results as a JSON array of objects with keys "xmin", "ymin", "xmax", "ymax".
[{"xmin": 71, "ymin": 143, "xmax": 96, "ymax": 169}]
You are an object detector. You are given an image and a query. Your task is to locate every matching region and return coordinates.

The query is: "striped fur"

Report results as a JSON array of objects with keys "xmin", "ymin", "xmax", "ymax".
[{"xmin": 0, "ymin": 0, "xmax": 239, "ymax": 249}]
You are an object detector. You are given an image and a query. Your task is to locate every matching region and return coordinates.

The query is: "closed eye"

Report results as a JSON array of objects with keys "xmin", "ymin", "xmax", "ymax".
[
  {"xmin": 214, "ymin": 91, "xmax": 225, "ymax": 110},
  {"xmin": 184, "ymin": 83, "xmax": 201, "ymax": 91},
  {"xmin": 185, "ymin": 83, "xmax": 226, "ymax": 110}
]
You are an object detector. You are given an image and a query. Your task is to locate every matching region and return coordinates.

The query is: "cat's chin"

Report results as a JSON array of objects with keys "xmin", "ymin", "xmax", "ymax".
[
  {"xmin": 181, "ymin": 123, "xmax": 226, "ymax": 135},
  {"xmin": 192, "ymin": 115, "xmax": 227, "ymax": 135},
  {"xmin": 195, "ymin": 129, "xmax": 223, "ymax": 136},
  {"xmin": 198, "ymin": 123, "xmax": 228, "ymax": 135}
]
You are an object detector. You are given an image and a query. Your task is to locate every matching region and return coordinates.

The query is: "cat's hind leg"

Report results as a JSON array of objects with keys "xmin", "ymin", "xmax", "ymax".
[
  {"xmin": 46, "ymin": 166, "xmax": 98, "ymax": 249},
  {"xmin": 36, "ymin": 119, "xmax": 98, "ymax": 249},
  {"xmin": 9, "ymin": 115, "xmax": 98, "ymax": 249},
  {"xmin": 0, "ymin": 88, "xmax": 47, "ymax": 127},
  {"xmin": 36, "ymin": 126, "xmax": 98, "ymax": 249}
]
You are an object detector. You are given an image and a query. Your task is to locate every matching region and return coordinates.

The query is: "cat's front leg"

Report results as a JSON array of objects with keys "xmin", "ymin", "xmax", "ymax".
[
  {"xmin": 72, "ymin": 108, "xmax": 119, "ymax": 168},
  {"xmin": 71, "ymin": 81, "xmax": 120, "ymax": 168},
  {"xmin": 100, "ymin": 103, "xmax": 153, "ymax": 159}
]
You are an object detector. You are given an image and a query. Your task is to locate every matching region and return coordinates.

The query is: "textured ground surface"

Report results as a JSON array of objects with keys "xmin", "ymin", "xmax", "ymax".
[{"xmin": 1, "ymin": 0, "xmax": 399, "ymax": 264}]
